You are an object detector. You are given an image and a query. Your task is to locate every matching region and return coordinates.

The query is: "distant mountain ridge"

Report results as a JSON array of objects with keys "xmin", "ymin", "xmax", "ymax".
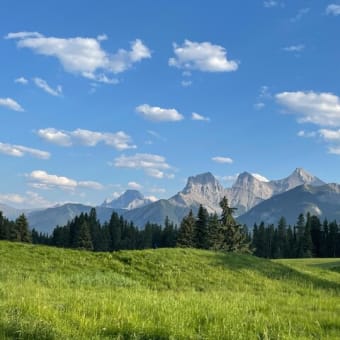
[
  {"xmin": 238, "ymin": 183, "xmax": 340, "ymax": 226},
  {"xmin": 0, "ymin": 168, "xmax": 332, "ymax": 233}
]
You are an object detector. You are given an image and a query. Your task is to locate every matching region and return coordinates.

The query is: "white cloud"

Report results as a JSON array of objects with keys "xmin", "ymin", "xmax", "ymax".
[
  {"xmin": 136, "ymin": 104, "xmax": 184, "ymax": 122},
  {"xmin": 276, "ymin": 91, "xmax": 340, "ymax": 127},
  {"xmin": 326, "ymin": 4, "xmax": 340, "ymax": 16},
  {"xmin": 14, "ymin": 77, "xmax": 28, "ymax": 85},
  {"xmin": 252, "ymin": 173, "xmax": 270, "ymax": 182},
  {"xmin": 319, "ymin": 128, "xmax": 340, "ymax": 141},
  {"xmin": 212, "ymin": 156, "xmax": 233, "ymax": 164},
  {"xmin": 169, "ymin": 40, "xmax": 238, "ymax": 72},
  {"xmin": 0, "ymin": 191, "xmax": 52, "ymax": 208},
  {"xmin": 27, "ymin": 170, "xmax": 103, "ymax": 191},
  {"xmin": 33, "ymin": 77, "xmax": 62, "ymax": 96},
  {"xmin": 297, "ymin": 130, "xmax": 317, "ymax": 138},
  {"xmin": 0, "ymin": 142, "xmax": 50, "ymax": 159},
  {"xmin": 291, "ymin": 8, "xmax": 310, "ymax": 22},
  {"xmin": 328, "ymin": 146, "xmax": 340, "ymax": 154},
  {"xmin": 6, "ymin": 32, "xmax": 151, "ymax": 82},
  {"xmin": 263, "ymin": 1, "xmax": 281, "ymax": 8},
  {"xmin": 37, "ymin": 128, "xmax": 136, "ymax": 150},
  {"xmin": 113, "ymin": 153, "xmax": 174, "ymax": 179},
  {"xmin": 192, "ymin": 112, "xmax": 210, "ymax": 121},
  {"xmin": 283, "ymin": 44, "xmax": 305, "ymax": 52},
  {"xmin": 0, "ymin": 97, "xmax": 24, "ymax": 112},
  {"xmin": 128, "ymin": 181, "xmax": 142, "ymax": 190},
  {"xmin": 181, "ymin": 80, "xmax": 192, "ymax": 87},
  {"xmin": 254, "ymin": 102, "xmax": 265, "ymax": 110}
]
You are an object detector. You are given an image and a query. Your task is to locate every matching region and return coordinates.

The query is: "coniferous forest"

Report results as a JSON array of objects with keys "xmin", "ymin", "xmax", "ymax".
[{"xmin": 1, "ymin": 198, "xmax": 340, "ymax": 258}]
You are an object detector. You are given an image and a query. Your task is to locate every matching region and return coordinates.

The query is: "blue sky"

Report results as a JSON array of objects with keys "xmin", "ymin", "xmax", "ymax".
[{"xmin": 1, "ymin": 0, "xmax": 340, "ymax": 208}]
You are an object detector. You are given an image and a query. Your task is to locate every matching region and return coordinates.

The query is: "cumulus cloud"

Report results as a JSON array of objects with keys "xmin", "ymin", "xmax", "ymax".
[
  {"xmin": 37, "ymin": 128, "xmax": 136, "ymax": 150},
  {"xmin": 0, "ymin": 142, "xmax": 50, "ymax": 159},
  {"xmin": 0, "ymin": 97, "xmax": 24, "ymax": 112},
  {"xmin": 192, "ymin": 112, "xmax": 210, "ymax": 121},
  {"xmin": 169, "ymin": 40, "xmax": 238, "ymax": 72},
  {"xmin": 33, "ymin": 77, "xmax": 62, "ymax": 96},
  {"xmin": 14, "ymin": 77, "xmax": 28, "ymax": 85},
  {"xmin": 27, "ymin": 170, "xmax": 103, "ymax": 191},
  {"xmin": 128, "ymin": 181, "xmax": 142, "ymax": 190},
  {"xmin": 282, "ymin": 44, "xmax": 305, "ymax": 52},
  {"xmin": 6, "ymin": 32, "xmax": 151, "ymax": 83},
  {"xmin": 0, "ymin": 191, "xmax": 52, "ymax": 208},
  {"xmin": 212, "ymin": 156, "xmax": 233, "ymax": 164},
  {"xmin": 136, "ymin": 104, "xmax": 184, "ymax": 122},
  {"xmin": 113, "ymin": 153, "xmax": 174, "ymax": 179},
  {"xmin": 276, "ymin": 91, "xmax": 340, "ymax": 127},
  {"xmin": 326, "ymin": 4, "xmax": 340, "ymax": 16}
]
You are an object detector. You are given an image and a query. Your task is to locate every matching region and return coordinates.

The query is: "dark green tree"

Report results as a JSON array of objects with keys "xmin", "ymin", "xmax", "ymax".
[
  {"xmin": 14, "ymin": 214, "xmax": 31, "ymax": 243},
  {"xmin": 177, "ymin": 210, "xmax": 196, "ymax": 247},
  {"xmin": 217, "ymin": 197, "xmax": 249, "ymax": 252},
  {"xmin": 194, "ymin": 205, "xmax": 209, "ymax": 249}
]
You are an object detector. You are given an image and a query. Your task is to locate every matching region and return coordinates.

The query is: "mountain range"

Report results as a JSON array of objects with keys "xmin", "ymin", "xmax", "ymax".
[{"xmin": 1, "ymin": 168, "xmax": 339, "ymax": 233}]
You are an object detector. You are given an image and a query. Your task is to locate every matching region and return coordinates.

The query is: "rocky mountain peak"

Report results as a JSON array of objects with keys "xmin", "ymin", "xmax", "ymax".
[{"xmin": 102, "ymin": 190, "xmax": 152, "ymax": 210}]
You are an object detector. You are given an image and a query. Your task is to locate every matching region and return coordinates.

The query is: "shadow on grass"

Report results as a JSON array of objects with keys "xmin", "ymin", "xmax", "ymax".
[{"xmin": 207, "ymin": 252, "xmax": 340, "ymax": 292}]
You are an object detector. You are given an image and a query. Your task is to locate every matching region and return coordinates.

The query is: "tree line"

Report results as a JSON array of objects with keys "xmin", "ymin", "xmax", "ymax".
[{"xmin": 0, "ymin": 198, "xmax": 339, "ymax": 258}]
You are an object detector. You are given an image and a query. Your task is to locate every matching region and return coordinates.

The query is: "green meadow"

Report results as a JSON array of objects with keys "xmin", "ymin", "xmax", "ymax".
[{"xmin": 0, "ymin": 241, "xmax": 339, "ymax": 339}]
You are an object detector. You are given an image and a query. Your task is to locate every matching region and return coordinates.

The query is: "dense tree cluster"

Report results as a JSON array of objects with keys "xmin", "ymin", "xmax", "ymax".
[
  {"xmin": 32, "ymin": 208, "xmax": 177, "ymax": 251},
  {"xmin": 0, "ymin": 212, "xmax": 31, "ymax": 243},
  {"xmin": 177, "ymin": 198, "xmax": 250, "ymax": 252},
  {"xmin": 1, "ymin": 198, "xmax": 339, "ymax": 258},
  {"xmin": 252, "ymin": 213, "xmax": 340, "ymax": 258}
]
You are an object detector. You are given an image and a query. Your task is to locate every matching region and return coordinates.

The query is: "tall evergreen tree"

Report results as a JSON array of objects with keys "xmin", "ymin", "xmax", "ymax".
[
  {"xmin": 177, "ymin": 210, "xmax": 196, "ymax": 247},
  {"xmin": 195, "ymin": 205, "xmax": 209, "ymax": 249},
  {"xmin": 14, "ymin": 214, "xmax": 31, "ymax": 243},
  {"xmin": 217, "ymin": 197, "xmax": 249, "ymax": 252}
]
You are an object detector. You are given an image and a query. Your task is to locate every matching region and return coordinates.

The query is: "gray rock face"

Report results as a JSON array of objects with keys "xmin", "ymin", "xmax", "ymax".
[{"xmin": 102, "ymin": 190, "xmax": 153, "ymax": 210}]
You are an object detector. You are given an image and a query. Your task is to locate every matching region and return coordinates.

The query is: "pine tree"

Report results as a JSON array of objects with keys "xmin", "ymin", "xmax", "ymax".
[
  {"xmin": 0, "ymin": 212, "xmax": 10, "ymax": 240},
  {"xmin": 207, "ymin": 213, "xmax": 220, "ymax": 250},
  {"xmin": 303, "ymin": 213, "xmax": 313, "ymax": 257},
  {"xmin": 76, "ymin": 220, "xmax": 93, "ymax": 250},
  {"xmin": 276, "ymin": 217, "xmax": 288, "ymax": 258},
  {"xmin": 14, "ymin": 214, "xmax": 31, "ymax": 243},
  {"xmin": 177, "ymin": 210, "xmax": 196, "ymax": 247},
  {"xmin": 217, "ymin": 197, "xmax": 249, "ymax": 252},
  {"xmin": 295, "ymin": 213, "xmax": 306, "ymax": 258},
  {"xmin": 194, "ymin": 205, "xmax": 209, "ymax": 249}
]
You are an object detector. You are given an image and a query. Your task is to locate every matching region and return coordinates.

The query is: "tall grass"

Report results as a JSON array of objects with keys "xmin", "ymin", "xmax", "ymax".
[{"xmin": 0, "ymin": 241, "xmax": 339, "ymax": 339}]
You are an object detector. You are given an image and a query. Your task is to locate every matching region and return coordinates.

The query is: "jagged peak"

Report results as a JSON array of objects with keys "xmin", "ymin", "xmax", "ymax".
[{"xmin": 187, "ymin": 172, "xmax": 217, "ymax": 185}]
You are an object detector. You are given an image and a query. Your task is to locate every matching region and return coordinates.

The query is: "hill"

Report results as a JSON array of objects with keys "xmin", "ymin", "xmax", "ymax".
[{"xmin": 0, "ymin": 241, "xmax": 339, "ymax": 339}]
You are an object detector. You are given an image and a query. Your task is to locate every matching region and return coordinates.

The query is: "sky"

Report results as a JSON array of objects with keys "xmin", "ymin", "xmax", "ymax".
[{"xmin": 0, "ymin": 0, "xmax": 340, "ymax": 209}]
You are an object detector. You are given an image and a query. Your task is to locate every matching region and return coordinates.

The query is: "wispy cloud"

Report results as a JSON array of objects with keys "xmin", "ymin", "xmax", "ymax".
[
  {"xmin": 254, "ymin": 85, "xmax": 271, "ymax": 109},
  {"xmin": 6, "ymin": 32, "xmax": 151, "ymax": 83},
  {"xmin": 113, "ymin": 153, "xmax": 174, "ymax": 179},
  {"xmin": 136, "ymin": 104, "xmax": 184, "ymax": 122},
  {"xmin": 0, "ymin": 142, "xmax": 50, "ymax": 159},
  {"xmin": 291, "ymin": 8, "xmax": 310, "ymax": 22},
  {"xmin": 326, "ymin": 4, "xmax": 340, "ymax": 16},
  {"xmin": 212, "ymin": 156, "xmax": 233, "ymax": 164},
  {"xmin": 169, "ymin": 40, "xmax": 238, "ymax": 72},
  {"xmin": 128, "ymin": 181, "xmax": 142, "ymax": 190},
  {"xmin": 191, "ymin": 112, "xmax": 210, "ymax": 121},
  {"xmin": 263, "ymin": 1, "xmax": 284, "ymax": 8},
  {"xmin": 27, "ymin": 170, "xmax": 103, "ymax": 191},
  {"xmin": 0, "ymin": 97, "xmax": 24, "ymax": 112},
  {"xmin": 181, "ymin": 80, "xmax": 192, "ymax": 87},
  {"xmin": 37, "ymin": 128, "xmax": 136, "ymax": 150},
  {"xmin": 282, "ymin": 44, "xmax": 305, "ymax": 52},
  {"xmin": 33, "ymin": 77, "xmax": 62, "ymax": 96}
]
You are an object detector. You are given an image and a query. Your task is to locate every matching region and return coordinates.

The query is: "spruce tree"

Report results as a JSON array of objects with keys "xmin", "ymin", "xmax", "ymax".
[
  {"xmin": 14, "ymin": 214, "xmax": 31, "ymax": 243},
  {"xmin": 177, "ymin": 210, "xmax": 196, "ymax": 247},
  {"xmin": 194, "ymin": 205, "xmax": 209, "ymax": 249},
  {"xmin": 217, "ymin": 197, "xmax": 249, "ymax": 252}
]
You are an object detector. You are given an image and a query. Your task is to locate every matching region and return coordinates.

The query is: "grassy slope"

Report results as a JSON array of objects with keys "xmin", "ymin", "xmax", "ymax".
[{"xmin": 0, "ymin": 242, "xmax": 339, "ymax": 339}]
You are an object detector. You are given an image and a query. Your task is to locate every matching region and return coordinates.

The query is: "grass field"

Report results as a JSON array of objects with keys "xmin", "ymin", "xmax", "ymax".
[{"xmin": 0, "ymin": 241, "xmax": 339, "ymax": 339}]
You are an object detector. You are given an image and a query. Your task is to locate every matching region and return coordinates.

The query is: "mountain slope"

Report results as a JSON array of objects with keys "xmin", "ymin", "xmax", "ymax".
[
  {"xmin": 238, "ymin": 183, "xmax": 340, "ymax": 226},
  {"xmin": 102, "ymin": 190, "xmax": 154, "ymax": 210}
]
